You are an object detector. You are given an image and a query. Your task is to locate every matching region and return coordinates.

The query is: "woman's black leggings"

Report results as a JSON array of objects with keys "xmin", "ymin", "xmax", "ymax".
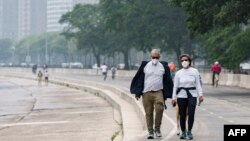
[{"xmin": 177, "ymin": 98, "xmax": 197, "ymax": 132}]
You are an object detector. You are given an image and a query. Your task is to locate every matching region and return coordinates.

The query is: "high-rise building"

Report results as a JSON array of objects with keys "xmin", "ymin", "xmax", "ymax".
[
  {"xmin": 0, "ymin": 0, "xmax": 47, "ymax": 40},
  {"xmin": 30, "ymin": 0, "xmax": 47, "ymax": 35},
  {"xmin": 18, "ymin": 0, "xmax": 47, "ymax": 40},
  {"xmin": 0, "ymin": 0, "xmax": 99, "ymax": 40},
  {"xmin": 0, "ymin": 0, "xmax": 19, "ymax": 41},
  {"xmin": 73, "ymin": 0, "xmax": 99, "ymax": 5},
  {"xmin": 47, "ymin": 0, "xmax": 73, "ymax": 32},
  {"xmin": 47, "ymin": 0, "xmax": 99, "ymax": 32},
  {"xmin": 0, "ymin": 0, "xmax": 2, "ymax": 39},
  {"xmin": 18, "ymin": 0, "xmax": 31, "ymax": 40}
]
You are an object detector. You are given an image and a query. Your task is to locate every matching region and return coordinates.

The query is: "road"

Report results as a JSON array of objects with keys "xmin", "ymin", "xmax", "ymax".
[
  {"xmin": 52, "ymin": 73, "xmax": 250, "ymax": 141},
  {"xmin": 0, "ymin": 76, "xmax": 121, "ymax": 141}
]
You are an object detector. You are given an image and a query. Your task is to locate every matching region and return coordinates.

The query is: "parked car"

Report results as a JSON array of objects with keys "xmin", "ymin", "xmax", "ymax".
[
  {"xmin": 20, "ymin": 62, "xmax": 28, "ymax": 67},
  {"xmin": 92, "ymin": 64, "xmax": 99, "ymax": 69},
  {"xmin": 0, "ymin": 63, "xmax": 6, "ymax": 67},
  {"xmin": 69, "ymin": 62, "xmax": 83, "ymax": 68},
  {"xmin": 117, "ymin": 63, "xmax": 125, "ymax": 69},
  {"xmin": 61, "ymin": 63, "xmax": 70, "ymax": 68}
]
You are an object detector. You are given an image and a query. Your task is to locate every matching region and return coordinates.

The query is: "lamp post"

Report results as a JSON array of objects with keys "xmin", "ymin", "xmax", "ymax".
[
  {"xmin": 11, "ymin": 45, "xmax": 15, "ymax": 66},
  {"xmin": 45, "ymin": 32, "xmax": 48, "ymax": 65}
]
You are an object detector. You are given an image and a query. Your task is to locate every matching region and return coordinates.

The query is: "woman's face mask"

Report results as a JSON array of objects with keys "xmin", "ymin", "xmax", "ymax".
[{"xmin": 181, "ymin": 60, "xmax": 189, "ymax": 68}]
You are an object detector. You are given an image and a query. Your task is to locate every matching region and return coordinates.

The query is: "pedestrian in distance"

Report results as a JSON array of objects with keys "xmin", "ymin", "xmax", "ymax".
[
  {"xmin": 172, "ymin": 54, "xmax": 204, "ymax": 140},
  {"xmin": 168, "ymin": 62, "xmax": 177, "ymax": 79},
  {"xmin": 130, "ymin": 49, "xmax": 173, "ymax": 139},
  {"xmin": 37, "ymin": 70, "xmax": 43, "ymax": 86},
  {"xmin": 100, "ymin": 63, "xmax": 108, "ymax": 80},
  {"xmin": 32, "ymin": 64, "xmax": 37, "ymax": 74},
  {"xmin": 211, "ymin": 61, "xmax": 222, "ymax": 87},
  {"xmin": 111, "ymin": 66, "xmax": 117, "ymax": 80},
  {"xmin": 44, "ymin": 70, "xmax": 49, "ymax": 86}
]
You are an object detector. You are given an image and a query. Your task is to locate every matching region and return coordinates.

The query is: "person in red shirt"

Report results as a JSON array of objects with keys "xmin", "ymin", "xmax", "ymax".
[
  {"xmin": 211, "ymin": 61, "xmax": 222, "ymax": 86},
  {"xmin": 168, "ymin": 62, "xmax": 176, "ymax": 79}
]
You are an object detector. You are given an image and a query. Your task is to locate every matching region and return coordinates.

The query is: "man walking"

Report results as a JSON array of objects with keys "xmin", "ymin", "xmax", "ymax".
[
  {"xmin": 100, "ymin": 63, "xmax": 108, "ymax": 80},
  {"xmin": 111, "ymin": 66, "xmax": 117, "ymax": 80},
  {"xmin": 130, "ymin": 49, "xmax": 173, "ymax": 139},
  {"xmin": 37, "ymin": 70, "xmax": 43, "ymax": 86}
]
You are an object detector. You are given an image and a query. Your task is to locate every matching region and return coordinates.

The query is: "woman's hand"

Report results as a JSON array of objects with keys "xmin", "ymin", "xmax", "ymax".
[
  {"xmin": 172, "ymin": 99, "xmax": 177, "ymax": 107},
  {"xmin": 198, "ymin": 96, "xmax": 204, "ymax": 106},
  {"xmin": 199, "ymin": 96, "xmax": 204, "ymax": 102}
]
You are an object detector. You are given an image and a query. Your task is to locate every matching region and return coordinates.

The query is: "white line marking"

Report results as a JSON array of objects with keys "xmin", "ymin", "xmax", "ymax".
[
  {"xmin": 163, "ymin": 113, "xmax": 177, "ymax": 140},
  {"xmin": 1, "ymin": 121, "xmax": 69, "ymax": 127}
]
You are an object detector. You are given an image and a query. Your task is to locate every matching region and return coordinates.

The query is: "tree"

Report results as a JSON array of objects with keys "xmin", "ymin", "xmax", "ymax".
[
  {"xmin": 171, "ymin": 0, "xmax": 250, "ymax": 70},
  {"xmin": 204, "ymin": 26, "xmax": 250, "ymax": 70},
  {"xmin": 15, "ymin": 33, "xmax": 73, "ymax": 65},
  {"xmin": 0, "ymin": 39, "xmax": 12, "ymax": 62},
  {"xmin": 170, "ymin": 0, "xmax": 250, "ymax": 37},
  {"xmin": 60, "ymin": 4, "xmax": 115, "ymax": 67},
  {"xmin": 100, "ymin": 0, "xmax": 191, "ymax": 67}
]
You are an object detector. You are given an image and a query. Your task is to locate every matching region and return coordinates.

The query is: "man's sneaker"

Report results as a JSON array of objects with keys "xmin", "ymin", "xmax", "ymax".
[
  {"xmin": 187, "ymin": 131, "xmax": 193, "ymax": 140},
  {"xmin": 147, "ymin": 131, "xmax": 154, "ymax": 139},
  {"xmin": 155, "ymin": 128, "xmax": 162, "ymax": 137},
  {"xmin": 180, "ymin": 132, "xmax": 186, "ymax": 139}
]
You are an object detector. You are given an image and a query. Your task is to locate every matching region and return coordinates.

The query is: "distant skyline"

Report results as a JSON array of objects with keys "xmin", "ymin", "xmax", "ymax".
[{"xmin": 0, "ymin": 0, "xmax": 99, "ymax": 41}]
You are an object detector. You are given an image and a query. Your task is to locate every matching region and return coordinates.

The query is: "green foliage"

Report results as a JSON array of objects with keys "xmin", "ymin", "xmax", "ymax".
[
  {"xmin": 100, "ymin": 0, "xmax": 190, "ymax": 63},
  {"xmin": 171, "ymin": 0, "xmax": 250, "ymax": 70},
  {"xmin": 204, "ymin": 26, "xmax": 250, "ymax": 69},
  {"xmin": 60, "ymin": 4, "xmax": 118, "ymax": 67},
  {"xmin": 170, "ymin": 0, "xmax": 250, "ymax": 37},
  {"xmin": 15, "ymin": 32, "xmax": 70, "ymax": 63},
  {"xmin": 0, "ymin": 39, "xmax": 13, "ymax": 62}
]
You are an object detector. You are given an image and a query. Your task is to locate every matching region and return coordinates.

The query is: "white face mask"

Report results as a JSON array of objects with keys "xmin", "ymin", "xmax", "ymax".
[
  {"xmin": 152, "ymin": 59, "xmax": 159, "ymax": 65},
  {"xmin": 181, "ymin": 61, "xmax": 189, "ymax": 68}
]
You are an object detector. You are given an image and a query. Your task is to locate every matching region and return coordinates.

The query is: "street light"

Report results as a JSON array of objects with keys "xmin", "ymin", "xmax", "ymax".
[
  {"xmin": 11, "ymin": 45, "xmax": 15, "ymax": 66},
  {"xmin": 45, "ymin": 32, "xmax": 48, "ymax": 65}
]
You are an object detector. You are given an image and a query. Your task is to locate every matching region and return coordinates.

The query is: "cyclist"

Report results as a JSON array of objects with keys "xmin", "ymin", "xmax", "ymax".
[{"xmin": 211, "ymin": 61, "xmax": 222, "ymax": 87}]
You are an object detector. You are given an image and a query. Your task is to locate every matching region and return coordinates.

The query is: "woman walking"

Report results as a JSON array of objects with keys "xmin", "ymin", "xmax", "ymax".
[{"xmin": 172, "ymin": 54, "xmax": 204, "ymax": 140}]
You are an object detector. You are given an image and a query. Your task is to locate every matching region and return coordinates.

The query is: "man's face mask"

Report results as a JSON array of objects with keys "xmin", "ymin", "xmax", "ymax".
[{"xmin": 151, "ymin": 56, "xmax": 159, "ymax": 65}]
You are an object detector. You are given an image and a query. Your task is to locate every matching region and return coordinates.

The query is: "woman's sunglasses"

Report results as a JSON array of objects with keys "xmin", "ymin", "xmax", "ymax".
[{"xmin": 181, "ymin": 59, "xmax": 188, "ymax": 62}]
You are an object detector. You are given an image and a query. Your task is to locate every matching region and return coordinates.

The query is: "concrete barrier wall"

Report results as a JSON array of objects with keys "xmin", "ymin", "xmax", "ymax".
[{"xmin": 0, "ymin": 67, "xmax": 249, "ymax": 89}]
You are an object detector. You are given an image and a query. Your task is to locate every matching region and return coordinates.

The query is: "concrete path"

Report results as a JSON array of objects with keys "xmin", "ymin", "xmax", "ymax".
[
  {"xmin": 0, "ymin": 77, "xmax": 121, "ymax": 141},
  {"xmin": 1, "ymin": 72, "xmax": 250, "ymax": 141},
  {"xmin": 51, "ymin": 73, "xmax": 250, "ymax": 141}
]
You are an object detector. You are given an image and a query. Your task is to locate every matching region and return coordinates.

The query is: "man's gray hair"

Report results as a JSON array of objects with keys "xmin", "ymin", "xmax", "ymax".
[{"xmin": 151, "ymin": 49, "xmax": 160, "ymax": 54}]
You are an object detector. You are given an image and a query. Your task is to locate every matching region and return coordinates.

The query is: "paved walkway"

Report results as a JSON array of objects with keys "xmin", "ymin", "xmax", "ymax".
[
  {"xmin": 1, "ymin": 72, "xmax": 250, "ymax": 141},
  {"xmin": 0, "ymin": 77, "xmax": 121, "ymax": 141},
  {"xmin": 51, "ymin": 73, "xmax": 250, "ymax": 141}
]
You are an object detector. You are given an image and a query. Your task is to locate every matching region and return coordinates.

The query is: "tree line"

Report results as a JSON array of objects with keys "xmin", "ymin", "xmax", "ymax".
[
  {"xmin": 59, "ymin": 0, "xmax": 249, "ymax": 70},
  {"xmin": 0, "ymin": 0, "xmax": 249, "ymax": 71}
]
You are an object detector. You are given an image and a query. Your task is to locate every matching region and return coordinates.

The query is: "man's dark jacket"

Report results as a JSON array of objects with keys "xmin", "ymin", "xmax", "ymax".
[{"xmin": 130, "ymin": 61, "xmax": 173, "ymax": 100}]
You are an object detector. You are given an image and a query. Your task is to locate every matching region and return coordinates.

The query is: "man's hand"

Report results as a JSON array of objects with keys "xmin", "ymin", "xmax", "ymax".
[
  {"xmin": 135, "ymin": 96, "xmax": 140, "ymax": 101},
  {"xmin": 172, "ymin": 99, "xmax": 177, "ymax": 107}
]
